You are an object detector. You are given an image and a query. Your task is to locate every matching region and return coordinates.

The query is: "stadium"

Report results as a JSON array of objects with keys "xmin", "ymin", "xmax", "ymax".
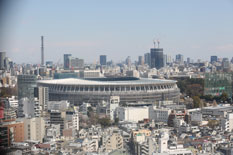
[{"xmin": 37, "ymin": 77, "xmax": 180, "ymax": 105}]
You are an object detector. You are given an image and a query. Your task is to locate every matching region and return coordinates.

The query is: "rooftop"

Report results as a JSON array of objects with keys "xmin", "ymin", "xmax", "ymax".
[{"xmin": 38, "ymin": 78, "xmax": 176, "ymax": 86}]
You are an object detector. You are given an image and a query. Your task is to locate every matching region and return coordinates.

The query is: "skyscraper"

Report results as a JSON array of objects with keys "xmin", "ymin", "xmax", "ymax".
[
  {"xmin": 163, "ymin": 54, "xmax": 167, "ymax": 67},
  {"xmin": 176, "ymin": 54, "xmax": 184, "ymax": 64},
  {"xmin": 125, "ymin": 56, "xmax": 131, "ymax": 67},
  {"xmin": 211, "ymin": 56, "xmax": 218, "ymax": 63},
  {"xmin": 17, "ymin": 75, "xmax": 37, "ymax": 100},
  {"xmin": 0, "ymin": 52, "xmax": 6, "ymax": 70},
  {"xmin": 144, "ymin": 53, "xmax": 151, "ymax": 66},
  {"xmin": 150, "ymin": 48, "xmax": 164, "ymax": 69},
  {"xmin": 39, "ymin": 87, "xmax": 49, "ymax": 113},
  {"xmin": 70, "ymin": 58, "xmax": 84, "ymax": 69},
  {"xmin": 41, "ymin": 36, "xmax": 44, "ymax": 66},
  {"xmin": 187, "ymin": 57, "xmax": 191, "ymax": 64},
  {"xmin": 138, "ymin": 56, "xmax": 144, "ymax": 65},
  {"xmin": 64, "ymin": 54, "xmax": 72, "ymax": 70},
  {"xmin": 100, "ymin": 55, "xmax": 107, "ymax": 65}
]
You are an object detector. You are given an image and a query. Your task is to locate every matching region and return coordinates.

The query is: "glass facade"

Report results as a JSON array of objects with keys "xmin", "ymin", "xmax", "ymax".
[
  {"xmin": 204, "ymin": 73, "xmax": 232, "ymax": 97},
  {"xmin": 17, "ymin": 75, "xmax": 37, "ymax": 100}
]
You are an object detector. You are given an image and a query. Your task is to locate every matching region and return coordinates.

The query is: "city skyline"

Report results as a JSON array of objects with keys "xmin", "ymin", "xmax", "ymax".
[{"xmin": 0, "ymin": 0, "xmax": 233, "ymax": 64}]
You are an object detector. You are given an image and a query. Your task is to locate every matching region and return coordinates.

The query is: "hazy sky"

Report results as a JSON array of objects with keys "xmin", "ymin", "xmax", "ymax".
[{"xmin": 1, "ymin": 0, "xmax": 233, "ymax": 64}]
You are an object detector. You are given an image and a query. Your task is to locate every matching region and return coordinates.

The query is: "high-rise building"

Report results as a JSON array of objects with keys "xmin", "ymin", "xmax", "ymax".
[
  {"xmin": 50, "ymin": 111, "xmax": 65, "ymax": 135},
  {"xmin": 100, "ymin": 55, "xmax": 107, "ymax": 66},
  {"xmin": 163, "ymin": 54, "xmax": 167, "ymax": 67},
  {"xmin": 41, "ymin": 36, "xmax": 44, "ymax": 66},
  {"xmin": 204, "ymin": 73, "xmax": 232, "ymax": 97},
  {"xmin": 39, "ymin": 87, "xmax": 49, "ymax": 114},
  {"xmin": 187, "ymin": 57, "xmax": 191, "ymax": 64},
  {"xmin": 138, "ymin": 56, "xmax": 144, "ymax": 65},
  {"xmin": 64, "ymin": 54, "xmax": 72, "ymax": 70},
  {"xmin": 23, "ymin": 117, "xmax": 45, "ymax": 142},
  {"xmin": 150, "ymin": 48, "xmax": 164, "ymax": 69},
  {"xmin": 144, "ymin": 53, "xmax": 151, "ymax": 66},
  {"xmin": 72, "ymin": 108, "xmax": 79, "ymax": 131},
  {"xmin": 175, "ymin": 54, "xmax": 184, "ymax": 64},
  {"xmin": 222, "ymin": 58, "xmax": 230, "ymax": 71},
  {"xmin": 166, "ymin": 55, "xmax": 172, "ymax": 64},
  {"xmin": 70, "ymin": 58, "xmax": 84, "ymax": 69},
  {"xmin": 126, "ymin": 56, "xmax": 131, "ymax": 67},
  {"xmin": 0, "ymin": 52, "xmax": 6, "ymax": 70},
  {"xmin": 17, "ymin": 75, "xmax": 37, "ymax": 100},
  {"xmin": 211, "ymin": 56, "xmax": 218, "ymax": 63}
]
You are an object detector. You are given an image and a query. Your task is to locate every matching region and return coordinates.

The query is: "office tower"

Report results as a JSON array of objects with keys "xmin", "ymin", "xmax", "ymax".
[
  {"xmin": 70, "ymin": 58, "xmax": 84, "ymax": 69},
  {"xmin": 204, "ymin": 73, "xmax": 232, "ymax": 97},
  {"xmin": 150, "ymin": 48, "xmax": 164, "ymax": 69},
  {"xmin": 222, "ymin": 58, "xmax": 230, "ymax": 71},
  {"xmin": 211, "ymin": 56, "xmax": 218, "ymax": 63},
  {"xmin": 138, "ymin": 56, "xmax": 144, "ymax": 65},
  {"xmin": 39, "ymin": 87, "xmax": 49, "ymax": 114},
  {"xmin": 175, "ymin": 54, "xmax": 184, "ymax": 64},
  {"xmin": 125, "ymin": 56, "xmax": 131, "ymax": 66},
  {"xmin": 50, "ymin": 111, "xmax": 65, "ymax": 135},
  {"xmin": 0, "ymin": 52, "xmax": 6, "ymax": 70},
  {"xmin": 41, "ymin": 36, "xmax": 44, "ymax": 66},
  {"xmin": 144, "ymin": 53, "xmax": 151, "ymax": 66},
  {"xmin": 64, "ymin": 54, "xmax": 72, "ymax": 69},
  {"xmin": 17, "ymin": 75, "xmax": 37, "ymax": 100},
  {"xmin": 231, "ymin": 57, "xmax": 233, "ymax": 64},
  {"xmin": 166, "ymin": 55, "xmax": 172, "ymax": 64},
  {"xmin": 187, "ymin": 57, "xmax": 191, "ymax": 64},
  {"xmin": 163, "ymin": 54, "xmax": 167, "ymax": 67},
  {"xmin": 100, "ymin": 55, "xmax": 107, "ymax": 65},
  {"xmin": 4, "ymin": 57, "xmax": 10, "ymax": 70}
]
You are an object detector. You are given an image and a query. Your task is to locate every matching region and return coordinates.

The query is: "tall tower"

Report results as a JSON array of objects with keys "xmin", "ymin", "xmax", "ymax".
[
  {"xmin": 0, "ymin": 52, "xmax": 6, "ymax": 70},
  {"xmin": 100, "ymin": 55, "xmax": 107, "ymax": 65},
  {"xmin": 41, "ymin": 36, "xmax": 44, "ymax": 66}
]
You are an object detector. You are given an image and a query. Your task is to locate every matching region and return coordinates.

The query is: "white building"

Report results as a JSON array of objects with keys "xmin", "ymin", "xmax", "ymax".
[
  {"xmin": 18, "ymin": 98, "xmax": 41, "ymax": 118},
  {"xmin": 38, "ymin": 87, "xmax": 49, "ymax": 113},
  {"xmin": 117, "ymin": 106, "xmax": 149, "ymax": 122},
  {"xmin": 23, "ymin": 117, "xmax": 45, "ymax": 143},
  {"xmin": 79, "ymin": 70, "xmax": 103, "ymax": 78},
  {"xmin": 221, "ymin": 113, "xmax": 233, "ymax": 132},
  {"xmin": 126, "ymin": 70, "xmax": 139, "ymax": 78},
  {"xmin": 45, "ymin": 124, "xmax": 60, "ymax": 142},
  {"xmin": 159, "ymin": 132, "xmax": 169, "ymax": 153},
  {"xmin": 156, "ymin": 131, "xmax": 192, "ymax": 155},
  {"xmin": 149, "ymin": 106, "xmax": 171, "ymax": 123},
  {"xmin": 191, "ymin": 112, "xmax": 202, "ymax": 122},
  {"xmin": 72, "ymin": 107, "xmax": 79, "ymax": 131},
  {"xmin": 47, "ymin": 100, "xmax": 70, "ymax": 111},
  {"xmin": 108, "ymin": 96, "xmax": 120, "ymax": 121},
  {"xmin": 8, "ymin": 96, "xmax": 18, "ymax": 108}
]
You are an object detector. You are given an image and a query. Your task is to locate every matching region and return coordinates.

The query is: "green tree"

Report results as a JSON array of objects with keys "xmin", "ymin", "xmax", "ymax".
[
  {"xmin": 98, "ymin": 117, "xmax": 111, "ymax": 128},
  {"xmin": 192, "ymin": 96, "xmax": 202, "ymax": 108},
  {"xmin": 220, "ymin": 92, "xmax": 228, "ymax": 102},
  {"xmin": 114, "ymin": 118, "xmax": 119, "ymax": 125},
  {"xmin": 87, "ymin": 107, "xmax": 93, "ymax": 117},
  {"xmin": 207, "ymin": 120, "xmax": 219, "ymax": 129}
]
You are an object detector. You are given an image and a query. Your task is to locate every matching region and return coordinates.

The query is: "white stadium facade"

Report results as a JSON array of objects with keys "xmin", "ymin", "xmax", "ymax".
[{"xmin": 37, "ymin": 77, "xmax": 180, "ymax": 105}]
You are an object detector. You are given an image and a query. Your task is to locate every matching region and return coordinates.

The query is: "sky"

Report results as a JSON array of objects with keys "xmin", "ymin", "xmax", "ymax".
[{"xmin": 0, "ymin": 0, "xmax": 233, "ymax": 64}]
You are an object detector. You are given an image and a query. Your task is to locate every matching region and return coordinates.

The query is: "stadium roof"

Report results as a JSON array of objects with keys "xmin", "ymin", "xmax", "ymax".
[{"xmin": 38, "ymin": 78, "xmax": 176, "ymax": 86}]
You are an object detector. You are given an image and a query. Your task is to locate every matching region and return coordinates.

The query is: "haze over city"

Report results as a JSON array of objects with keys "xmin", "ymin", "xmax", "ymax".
[{"xmin": 1, "ymin": 0, "xmax": 233, "ymax": 64}]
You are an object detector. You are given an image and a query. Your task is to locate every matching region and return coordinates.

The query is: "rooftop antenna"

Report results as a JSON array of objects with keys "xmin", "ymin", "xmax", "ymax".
[
  {"xmin": 41, "ymin": 36, "xmax": 44, "ymax": 66},
  {"xmin": 157, "ymin": 39, "xmax": 160, "ymax": 48}
]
